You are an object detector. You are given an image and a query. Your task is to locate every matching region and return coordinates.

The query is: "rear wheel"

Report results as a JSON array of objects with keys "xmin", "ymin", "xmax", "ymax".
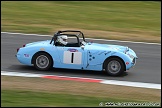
[
  {"xmin": 105, "ymin": 58, "xmax": 124, "ymax": 76},
  {"xmin": 33, "ymin": 53, "xmax": 53, "ymax": 71}
]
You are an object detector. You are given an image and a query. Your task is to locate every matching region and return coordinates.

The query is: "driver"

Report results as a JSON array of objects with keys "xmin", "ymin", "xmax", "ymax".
[{"xmin": 55, "ymin": 35, "xmax": 68, "ymax": 46}]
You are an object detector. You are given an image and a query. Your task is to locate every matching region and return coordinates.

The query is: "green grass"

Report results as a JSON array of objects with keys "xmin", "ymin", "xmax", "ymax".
[
  {"xmin": 1, "ymin": 1, "xmax": 161, "ymax": 42},
  {"xmin": 1, "ymin": 89, "xmax": 151, "ymax": 107}
]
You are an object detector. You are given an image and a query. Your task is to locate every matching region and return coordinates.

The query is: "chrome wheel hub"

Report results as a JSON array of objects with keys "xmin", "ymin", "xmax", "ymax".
[
  {"xmin": 107, "ymin": 60, "xmax": 121, "ymax": 74},
  {"xmin": 36, "ymin": 55, "xmax": 49, "ymax": 69}
]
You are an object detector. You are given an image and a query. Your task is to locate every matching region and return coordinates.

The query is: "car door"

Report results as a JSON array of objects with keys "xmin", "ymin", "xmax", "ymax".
[{"xmin": 55, "ymin": 46, "xmax": 85, "ymax": 69}]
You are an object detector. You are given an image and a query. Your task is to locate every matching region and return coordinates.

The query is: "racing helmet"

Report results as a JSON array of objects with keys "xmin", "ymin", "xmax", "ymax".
[{"xmin": 57, "ymin": 35, "xmax": 68, "ymax": 45}]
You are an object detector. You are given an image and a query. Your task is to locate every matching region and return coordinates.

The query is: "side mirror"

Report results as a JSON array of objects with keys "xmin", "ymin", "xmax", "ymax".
[{"xmin": 81, "ymin": 45, "xmax": 84, "ymax": 49}]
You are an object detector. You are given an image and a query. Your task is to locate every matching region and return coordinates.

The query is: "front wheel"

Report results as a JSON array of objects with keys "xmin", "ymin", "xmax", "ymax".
[
  {"xmin": 105, "ymin": 58, "xmax": 125, "ymax": 76},
  {"xmin": 33, "ymin": 53, "xmax": 53, "ymax": 71}
]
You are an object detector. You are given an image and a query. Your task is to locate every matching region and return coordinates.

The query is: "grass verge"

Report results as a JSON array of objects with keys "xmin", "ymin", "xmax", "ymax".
[
  {"xmin": 1, "ymin": 89, "xmax": 146, "ymax": 107},
  {"xmin": 1, "ymin": 76, "xmax": 161, "ymax": 107}
]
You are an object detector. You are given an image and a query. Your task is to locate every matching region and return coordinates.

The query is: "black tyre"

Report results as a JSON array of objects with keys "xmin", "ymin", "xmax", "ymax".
[
  {"xmin": 105, "ymin": 57, "xmax": 125, "ymax": 76},
  {"xmin": 33, "ymin": 52, "xmax": 53, "ymax": 71}
]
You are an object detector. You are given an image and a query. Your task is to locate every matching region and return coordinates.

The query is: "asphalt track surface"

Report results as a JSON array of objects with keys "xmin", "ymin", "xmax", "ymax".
[{"xmin": 1, "ymin": 33, "xmax": 161, "ymax": 84}]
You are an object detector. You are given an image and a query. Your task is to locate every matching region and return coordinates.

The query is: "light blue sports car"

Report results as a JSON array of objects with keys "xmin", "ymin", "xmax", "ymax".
[{"xmin": 16, "ymin": 30, "xmax": 138, "ymax": 76}]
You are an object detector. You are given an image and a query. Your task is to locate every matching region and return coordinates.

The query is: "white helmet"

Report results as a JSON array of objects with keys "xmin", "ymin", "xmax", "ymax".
[{"xmin": 57, "ymin": 35, "xmax": 68, "ymax": 45}]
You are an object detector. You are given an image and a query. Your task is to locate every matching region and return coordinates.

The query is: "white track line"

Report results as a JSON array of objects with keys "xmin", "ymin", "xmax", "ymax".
[
  {"xmin": 1, "ymin": 71, "xmax": 161, "ymax": 89},
  {"xmin": 1, "ymin": 71, "xmax": 44, "ymax": 77},
  {"xmin": 100, "ymin": 80, "xmax": 161, "ymax": 89},
  {"xmin": 1, "ymin": 32, "xmax": 161, "ymax": 45}
]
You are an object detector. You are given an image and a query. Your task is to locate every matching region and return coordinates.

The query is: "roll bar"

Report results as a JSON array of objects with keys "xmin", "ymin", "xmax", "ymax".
[{"xmin": 50, "ymin": 30, "xmax": 86, "ymax": 45}]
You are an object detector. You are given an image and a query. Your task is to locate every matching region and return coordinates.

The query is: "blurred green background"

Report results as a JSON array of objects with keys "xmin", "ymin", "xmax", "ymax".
[{"xmin": 1, "ymin": 1, "xmax": 161, "ymax": 43}]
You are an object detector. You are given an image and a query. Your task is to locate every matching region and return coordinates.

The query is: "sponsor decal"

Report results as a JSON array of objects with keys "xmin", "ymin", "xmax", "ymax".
[
  {"xmin": 24, "ymin": 54, "xmax": 29, "ymax": 57},
  {"xmin": 67, "ymin": 48, "xmax": 78, "ymax": 52}
]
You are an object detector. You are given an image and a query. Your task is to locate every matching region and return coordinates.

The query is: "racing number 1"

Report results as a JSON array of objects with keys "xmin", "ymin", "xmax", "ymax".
[
  {"xmin": 71, "ymin": 53, "xmax": 74, "ymax": 63},
  {"xmin": 63, "ymin": 51, "xmax": 82, "ymax": 64}
]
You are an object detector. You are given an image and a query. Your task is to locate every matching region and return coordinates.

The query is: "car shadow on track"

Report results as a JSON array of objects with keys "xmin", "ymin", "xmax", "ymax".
[
  {"xmin": 50, "ymin": 68, "xmax": 128, "ymax": 77},
  {"xmin": 7, "ymin": 65, "xmax": 128, "ymax": 77}
]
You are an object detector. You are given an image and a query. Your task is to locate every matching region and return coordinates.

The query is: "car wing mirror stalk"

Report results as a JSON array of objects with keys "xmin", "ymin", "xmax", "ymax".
[{"xmin": 81, "ymin": 45, "xmax": 84, "ymax": 50}]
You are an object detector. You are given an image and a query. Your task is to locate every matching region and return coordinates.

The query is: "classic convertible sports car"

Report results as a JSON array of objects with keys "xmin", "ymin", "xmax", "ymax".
[{"xmin": 16, "ymin": 30, "xmax": 138, "ymax": 76}]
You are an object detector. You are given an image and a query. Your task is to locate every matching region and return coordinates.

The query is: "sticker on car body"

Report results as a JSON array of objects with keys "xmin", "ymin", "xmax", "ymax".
[
  {"xmin": 24, "ymin": 54, "xmax": 30, "ymax": 57},
  {"xmin": 63, "ymin": 51, "xmax": 82, "ymax": 64},
  {"xmin": 67, "ymin": 48, "xmax": 78, "ymax": 52}
]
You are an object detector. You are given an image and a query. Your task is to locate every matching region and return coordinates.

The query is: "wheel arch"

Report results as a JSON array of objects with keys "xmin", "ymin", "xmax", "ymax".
[
  {"xmin": 31, "ymin": 51, "xmax": 53, "ymax": 65},
  {"xmin": 103, "ymin": 56, "xmax": 126, "ymax": 71}
]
